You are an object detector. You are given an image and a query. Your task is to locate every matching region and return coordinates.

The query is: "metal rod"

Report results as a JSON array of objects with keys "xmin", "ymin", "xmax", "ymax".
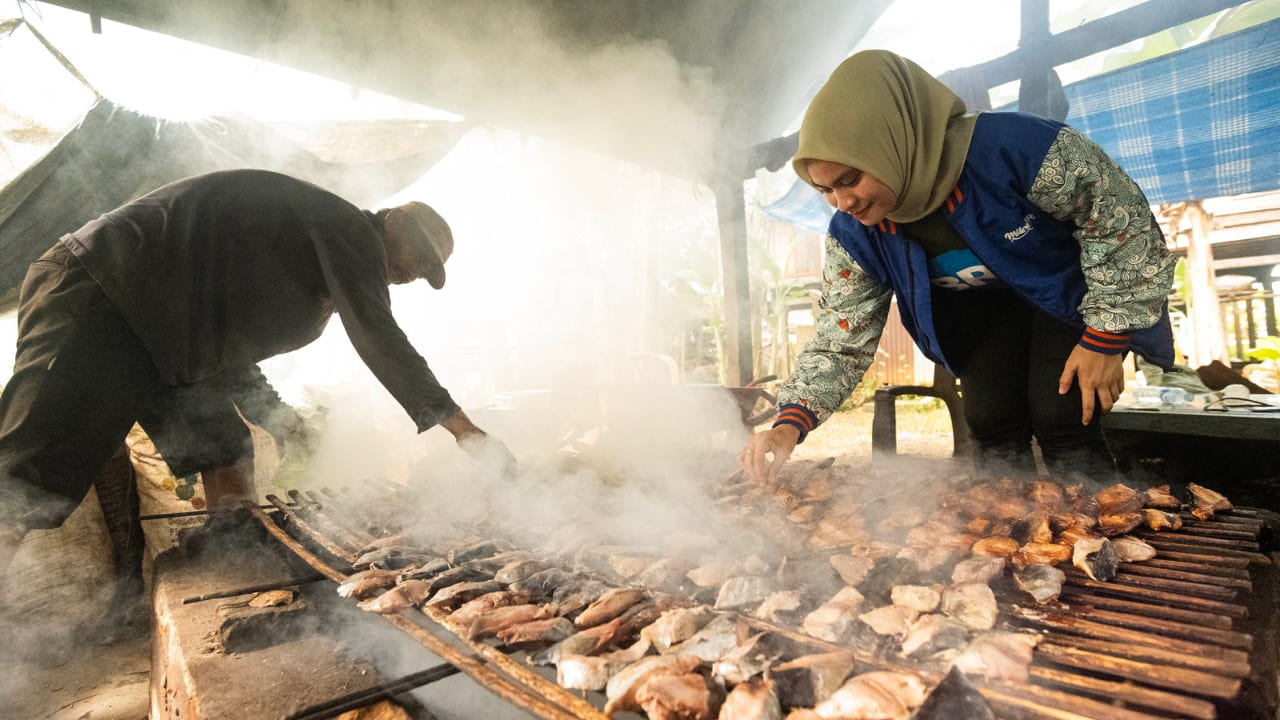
[
  {"xmin": 181, "ymin": 573, "xmax": 328, "ymax": 604},
  {"xmin": 140, "ymin": 504, "xmax": 276, "ymax": 521},
  {"xmin": 242, "ymin": 503, "xmax": 600, "ymax": 720},
  {"xmin": 265, "ymin": 494, "xmax": 359, "ymax": 565},
  {"xmin": 285, "ymin": 662, "xmax": 460, "ymax": 720}
]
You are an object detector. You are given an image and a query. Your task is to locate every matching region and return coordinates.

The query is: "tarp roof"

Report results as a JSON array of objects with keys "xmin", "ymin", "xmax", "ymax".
[{"xmin": 37, "ymin": 0, "xmax": 894, "ymax": 180}]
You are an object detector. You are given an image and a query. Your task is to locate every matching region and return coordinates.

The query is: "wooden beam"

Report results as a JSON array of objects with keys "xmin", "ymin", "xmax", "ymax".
[
  {"xmin": 952, "ymin": 0, "xmax": 1244, "ymax": 89},
  {"xmin": 713, "ymin": 175, "xmax": 754, "ymax": 386}
]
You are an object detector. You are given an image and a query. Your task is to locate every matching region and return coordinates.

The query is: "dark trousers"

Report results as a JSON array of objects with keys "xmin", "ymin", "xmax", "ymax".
[
  {"xmin": 0, "ymin": 243, "xmax": 258, "ymax": 529},
  {"xmin": 931, "ymin": 288, "xmax": 1118, "ymax": 482}
]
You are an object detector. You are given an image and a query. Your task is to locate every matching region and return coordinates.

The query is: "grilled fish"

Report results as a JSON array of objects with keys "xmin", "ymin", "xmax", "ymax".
[
  {"xmin": 859, "ymin": 605, "xmax": 918, "ymax": 637},
  {"xmin": 814, "ymin": 671, "xmax": 927, "ymax": 719},
  {"xmin": 1110, "ymin": 535, "xmax": 1157, "ymax": 562},
  {"xmin": 1013, "ymin": 564, "xmax": 1065, "ymax": 604},
  {"xmin": 634, "ymin": 671, "xmax": 723, "ymax": 720},
  {"xmin": 497, "ymin": 616, "xmax": 575, "ymax": 646},
  {"xmin": 1072, "ymin": 537, "xmax": 1117, "ymax": 582},
  {"xmin": 802, "ymin": 586, "xmax": 864, "ymax": 643},
  {"xmin": 952, "ymin": 631, "xmax": 1040, "ymax": 682},
  {"xmin": 770, "ymin": 651, "xmax": 855, "ymax": 708},
  {"xmin": 357, "ymin": 579, "xmax": 433, "ymax": 613},
  {"xmin": 603, "ymin": 655, "xmax": 704, "ymax": 716},
  {"xmin": 911, "ymin": 666, "xmax": 994, "ymax": 720},
  {"xmin": 719, "ymin": 677, "xmax": 782, "ymax": 720},
  {"xmin": 336, "ymin": 569, "xmax": 399, "ymax": 599},
  {"xmin": 461, "ymin": 603, "xmax": 549, "ymax": 640},
  {"xmin": 575, "ymin": 587, "xmax": 647, "ymax": 628},
  {"xmin": 941, "ymin": 583, "xmax": 997, "ymax": 631},
  {"xmin": 950, "ymin": 557, "xmax": 1005, "ymax": 585},
  {"xmin": 642, "ymin": 605, "xmax": 716, "ymax": 652}
]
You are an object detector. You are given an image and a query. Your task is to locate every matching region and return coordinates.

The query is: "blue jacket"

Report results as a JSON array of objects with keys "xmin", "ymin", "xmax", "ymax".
[{"xmin": 828, "ymin": 112, "xmax": 1175, "ymax": 371}]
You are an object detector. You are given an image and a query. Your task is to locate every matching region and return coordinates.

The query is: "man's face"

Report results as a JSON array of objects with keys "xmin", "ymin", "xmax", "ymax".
[{"xmin": 807, "ymin": 159, "xmax": 899, "ymax": 226}]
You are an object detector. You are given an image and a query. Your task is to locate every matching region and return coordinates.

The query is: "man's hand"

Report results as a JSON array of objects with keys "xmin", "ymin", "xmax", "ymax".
[
  {"xmin": 738, "ymin": 425, "xmax": 801, "ymax": 487},
  {"xmin": 1059, "ymin": 345, "xmax": 1125, "ymax": 425},
  {"xmin": 441, "ymin": 409, "xmax": 518, "ymax": 478}
]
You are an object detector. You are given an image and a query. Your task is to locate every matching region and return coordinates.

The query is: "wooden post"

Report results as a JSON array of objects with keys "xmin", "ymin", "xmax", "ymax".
[
  {"xmin": 713, "ymin": 174, "xmax": 754, "ymax": 387},
  {"xmin": 1183, "ymin": 202, "xmax": 1229, "ymax": 366}
]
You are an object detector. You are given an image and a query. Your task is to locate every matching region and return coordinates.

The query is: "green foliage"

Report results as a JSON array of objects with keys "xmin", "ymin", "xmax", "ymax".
[{"xmin": 1245, "ymin": 336, "xmax": 1280, "ymax": 362}]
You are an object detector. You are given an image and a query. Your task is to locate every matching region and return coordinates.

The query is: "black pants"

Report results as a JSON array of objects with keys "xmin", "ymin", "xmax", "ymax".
[
  {"xmin": 0, "ymin": 243, "xmax": 259, "ymax": 529},
  {"xmin": 932, "ymin": 288, "xmax": 1118, "ymax": 482}
]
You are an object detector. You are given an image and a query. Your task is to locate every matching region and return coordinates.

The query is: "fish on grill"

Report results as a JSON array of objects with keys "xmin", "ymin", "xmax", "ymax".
[
  {"xmin": 447, "ymin": 538, "xmax": 507, "ymax": 564},
  {"xmin": 941, "ymin": 583, "xmax": 997, "ymax": 630},
  {"xmin": 899, "ymin": 613, "xmax": 971, "ymax": 658},
  {"xmin": 355, "ymin": 548, "xmax": 435, "ymax": 570},
  {"xmin": 465, "ymin": 550, "xmax": 533, "ymax": 573},
  {"xmin": 813, "ymin": 671, "xmax": 927, "ymax": 720},
  {"xmin": 802, "ymin": 586, "xmax": 865, "ymax": 643},
  {"xmin": 1143, "ymin": 508, "xmax": 1183, "ymax": 531},
  {"xmin": 950, "ymin": 557, "xmax": 1005, "ymax": 585},
  {"xmin": 713, "ymin": 632, "xmax": 798, "ymax": 685},
  {"xmin": 527, "ymin": 615, "xmax": 627, "ymax": 665},
  {"xmin": 509, "ymin": 568, "xmax": 577, "ymax": 600},
  {"xmin": 753, "ymin": 590, "xmax": 807, "ymax": 623},
  {"xmin": 642, "ymin": 606, "xmax": 717, "ymax": 652},
  {"xmin": 890, "ymin": 585, "xmax": 941, "ymax": 613},
  {"xmin": 336, "ymin": 569, "xmax": 399, "ymax": 599},
  {"xmin": 447, "ymin": 589, "xmax": 536, "ymax": 628},
  {"xmin": 719, "ymin": 677, "xmax": 782, "ymax": 720},
  {"xmin": 770, "ymin": 651, "xmax": 855, "ymax": 708},
  {"xmin": 460, "ymin": 603, "xmax": 549, "ymax": 640},
  {"xmin": 395, "ymin": 558, "xmax": 453, "ymax": 583},
  {"xmin": 493, "ymin": 558, "xmax": 549, "ymax": 584},
  {"xmin": 1029, "ymin": 481, "xmax": 1065, "ymax": 510},
  {"xmin": 1189, "ymin": 482, "xmax": 1232, "ymax": 520},
  {"xmin": 575, "ymin": 587, "xmax": 648, "ymax": 628},
  {"xmin": 555, "ymin": 637, "xmax": 653, "ymax": 691},
  {"xmin": 1013, "ymin": 564, "xmax": 1065, "ymax": 604},
  {"xmin": 1072, "ymin": 537, "xmax": 1118, "ymax": 582},
  {"xmin": 1110, "ymin": 535, "xmax": 1157, "ymax": 562},
  {"xmin": 859, "ymin": 605, "xmax": 919, "ymax": 637},
  {"xmin": 425, "ymin": 580, "xmax": 504, "ymax": 610},
  {"xmin": 715, "ymin": 576, "xmax": 774, "ymax": 611},
  {"xmin": 688, "ymin": 560, "xmax": 742, "ymax": 589},
  {"xmin": 830, "ymin": 555, "xmax": 875, "ymax": 586},
  {"xmin": 668, "ymin": 614, "xmax": 740, "ymax": 662},
  {"xmin": 357, "ymin": 579, "xmax": 433, "ymax": 613},
  {"xmin": 633, "ymin": 671, "xmax": 723, "ymax": 720},
  {"xmin": 1144, "ymin": 484, "xmax": 1181, "ymax": 509},
  {"xmin": 603, "ymin": 655, "xmax": 704, "ymax": 716},
  {"xmin": 970, "ymin": 537, "xmax": 1019, "ymax": 558},
  {"xmin": 549, "ymin": 578, "xmax": 610, "ymax": 616},
  {"xmin": 420, "ymin": 565, "xmax": 490, "ymax": 596},
  {"xmin": 952, "ymin": 631, "xmax": 1040, "ymax": 682},
  {"xmin": 1010, "ymin": 542, "xmax": 1071, "ymax": 569},
  {"xmin": 1095, "ymin": 483, "xmax": 1147, "ymax": 515},
  {"xmin": 497, "ymin": 616, "xmax": 575, "ymax": 646},
  {"xmin": 1097, "ymin": 512, "xmax": 1145, "ymax": 536}
]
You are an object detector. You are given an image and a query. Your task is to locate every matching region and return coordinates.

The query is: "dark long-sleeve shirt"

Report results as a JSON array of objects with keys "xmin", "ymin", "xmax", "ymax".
[{"xmin": 62, "ymin": 169, "xmax": 459, "ymax": 432}]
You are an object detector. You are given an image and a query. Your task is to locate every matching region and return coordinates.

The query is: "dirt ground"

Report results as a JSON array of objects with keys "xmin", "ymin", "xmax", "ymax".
[{"xmin": 788, "ymin": 398, "xmax": 955, "ymax": 462}]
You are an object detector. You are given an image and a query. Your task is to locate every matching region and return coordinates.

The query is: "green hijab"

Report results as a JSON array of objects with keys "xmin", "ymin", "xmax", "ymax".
[{"xmin": 793, "ymin": 50, "xmax": 979, "ymax": 223}]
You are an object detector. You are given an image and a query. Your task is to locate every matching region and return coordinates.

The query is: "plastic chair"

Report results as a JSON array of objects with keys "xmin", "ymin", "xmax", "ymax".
[{"xmin": 871, "ymin": 363, "xmax": 971, "ymax": 460}]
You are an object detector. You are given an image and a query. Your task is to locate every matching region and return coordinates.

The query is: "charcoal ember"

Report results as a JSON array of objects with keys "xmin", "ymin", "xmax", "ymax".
[
  {"xmin": 912, "ymin": 666, "xmax": 995, "ymax": 720},
  {"xmin": 770, "ymin": 651, "xmax": 856, "ymax": 708}
]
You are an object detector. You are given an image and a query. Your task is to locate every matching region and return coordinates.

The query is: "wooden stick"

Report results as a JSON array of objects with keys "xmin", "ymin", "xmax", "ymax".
[
  {"xmin": 1119, "ymin": 561, "xmax": 1252, "ymax": 591},
  {"xmin": 1053, "ymin": 605, "xmax": 1253, "ymax": 651},
  {"xmin": 1058, "ymin": 588, "xmax": 1237, "ymax": 630},
  {"xmin": 265, "ymin": 494, "xmax": 358, "ymax": 565},
  {"xmin": 1061, "ymin": 575, "xmax": 1247, "ymax": 616},
  {"xmin": 1152, "ymin": 548, "xmax": 1252, "ymax": 568},
  {"xmin": 1136, "ymin": 530, "xmax": 1259, "ymax": 551},
  {"xmin": 1036, "ymin": 643, "xmax": 1242, "ymax": 699},
  {"xmin": 1141, "ymin": 558, "xmax": 1252, "ymax": 580},
  {"xmin": 1064, "ymin": 568, "xmax": 1239, "ymax": 601},
  {"xmin": 1040, "ymin": 632, "xmax": 1250, "ymax": 678},
  {"xmin": 1028, "ymin": 665, "xmax": 1217, "ymax": 720}
]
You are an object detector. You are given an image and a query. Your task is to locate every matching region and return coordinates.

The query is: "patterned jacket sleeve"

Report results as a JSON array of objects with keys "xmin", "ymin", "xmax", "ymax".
[
  {"xmin": 773, "ymin": 234, "xmax": 893, "ymax": 442},
  {"xmin": 1027, "ymin": 126, "xmax": 1175, "ymax": 355}
]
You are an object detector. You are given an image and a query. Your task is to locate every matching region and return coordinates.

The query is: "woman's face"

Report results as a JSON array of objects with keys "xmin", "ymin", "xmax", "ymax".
[{"xmin": 807, "ymin": 159, "xmax": 898, "ymax": 226}]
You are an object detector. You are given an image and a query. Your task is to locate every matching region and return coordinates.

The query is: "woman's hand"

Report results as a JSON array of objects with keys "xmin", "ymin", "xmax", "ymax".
[
  {"xmin": 1059, "ymin": 346, "xmax": 1125, "ymax": 425},
  {"xmin": 738, "ymin": 425, "xmax": 802, "ymax": 487}
]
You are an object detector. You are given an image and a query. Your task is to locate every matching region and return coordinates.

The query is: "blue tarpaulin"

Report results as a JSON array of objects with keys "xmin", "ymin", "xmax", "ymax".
[{"xmin": 762, "ymin": 19, "xmax": 1280, "ymax": 233}]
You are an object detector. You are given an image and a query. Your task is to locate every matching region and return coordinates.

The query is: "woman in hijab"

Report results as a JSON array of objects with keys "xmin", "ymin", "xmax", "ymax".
[{"xmin": 741, "ymin": 50, "xmax": 1175, "ymax": 485}]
